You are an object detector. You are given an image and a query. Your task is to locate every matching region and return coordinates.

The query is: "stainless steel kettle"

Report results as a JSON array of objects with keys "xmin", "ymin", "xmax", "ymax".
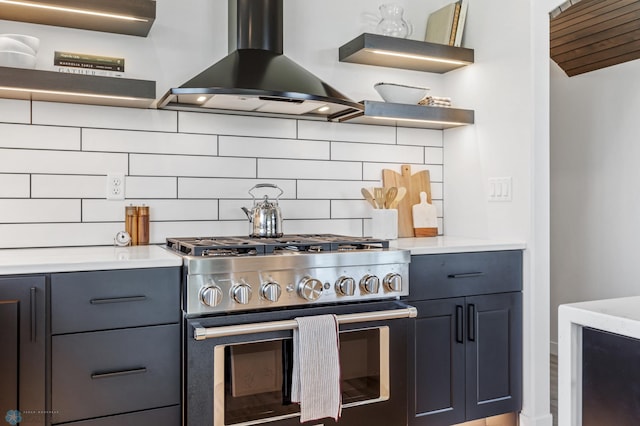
[{"xmin": 241, "ymin": 183, "xmax": 284, "ymax": 238}]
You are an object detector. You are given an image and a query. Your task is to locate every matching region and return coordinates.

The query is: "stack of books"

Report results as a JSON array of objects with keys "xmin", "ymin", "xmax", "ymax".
[
  {"xmin": 54, "ymin": 51, "xmax": 124, "ymax": 77},
  {"xmin": 424, "ymin": 0, "xmax": 468, "ymax": 47}
]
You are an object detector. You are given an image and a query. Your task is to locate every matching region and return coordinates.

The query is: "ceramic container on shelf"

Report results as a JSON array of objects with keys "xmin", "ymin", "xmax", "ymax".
[{"xmin": 374, "ymin": 82, "xmax": 429, "ymax": 104}]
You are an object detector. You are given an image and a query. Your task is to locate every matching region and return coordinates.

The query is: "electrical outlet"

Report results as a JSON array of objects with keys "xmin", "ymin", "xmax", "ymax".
[
  {"xmin": 488, "ymin": 177, "xmax": 512, "ymax": 202},
  {"xmin": 106, "ymin": 173, "xmax": 125, "ymax": 200}
]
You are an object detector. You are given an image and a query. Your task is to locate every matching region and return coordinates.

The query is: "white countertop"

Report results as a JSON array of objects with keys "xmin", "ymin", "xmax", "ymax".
[
  {"xmin": 391, "ymin": 236, "xmax": 526, "ymax": 255},
  {"xmin": 0, "ymin": 245, "xmax": 183, "ymax": 275},
  {"xmin": 558, "ymin": 295, "xmax": 640, "ymax": 425}
]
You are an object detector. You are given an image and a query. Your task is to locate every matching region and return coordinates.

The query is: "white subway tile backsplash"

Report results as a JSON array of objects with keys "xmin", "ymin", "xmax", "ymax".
[
  {"xmin": 283, "ymin": 219, "xmax": 363, "ymax": 236},
  {"xmin": 0, "ymin": 222, "xmax": 121, "ymax": 248},
  {"xmin": 178, "ymin": 178, "xmax": 296, "ymax": 199},
  {"xmin": 0, "ymin": 174, "xmax": 29, "ymax": 198},
  {"xmin": 0, "ymin": 199, "xmax": 79, "ymax": 223},
  {"xmin": 126, "ymin": 177, "xmax": 177, "ymax": 199},
  {"xmin": 179, "ymin": 112, "xmax": 296, "ymax": 138},
  {"xmin": 331, "ymin": 200, "xmax": 372, "ymax": 219},
  {"xmin": 220, "ymin": 199, "xmax": 329, "ymax": 220},
  {"xmin": 82, "ymin": 199, "xmax": 219, "ymax": 222},
  {"xmin": 297, "ymin": 180, "xmax": 377, "ymax": 199},
  {"xmin": 82, "ymin": 129, "xmax": 218, "ymax": 155},
  {"xmin": 0, "ymin": 106, "xmax": 448, "ymax": 248},
  {"xmin": 397, "ymin": 127, "xmax": 443, "ymax": 147},
  {"xmin": 32, "ymin": 102, "xmax": 177, "ymax": 132},
  {"xmin": 0, "ymin": 124, "xmax": 80, "ymax": 150},
  {"xmin": 298, "ymin": 121, "xmax": 395, "ymax": 144},
  {"xmin": 219, "ymin": 136, "xmax": 329, "ymax": 160},
  {"xmin": 258, "ymin": 159, "xmax": 361, "ymax": 180},
  {"xmin": 32, "ymin": 175, "xmax": 104, "ymax": 198},
  {"xmin": 0, "ymin": 99, "xmax": 30, "ymax": 124},
  {"xmin": 331, "ymin": 142, "xmax": 423, "ymax": 163},
  {"xmin": 0, "ymin": 149, "xmax": 127, "ymax": 175},
  {"xmin": 425, "ymin": 147, "xmax": 444, "ymax": 164},
  {"xmin": 130, "ymin": 154, "xmax": 255, "ymax": 178},
  {"xmin": 361, "ymin": 163, "xmax": 443, "ymax": 183}
]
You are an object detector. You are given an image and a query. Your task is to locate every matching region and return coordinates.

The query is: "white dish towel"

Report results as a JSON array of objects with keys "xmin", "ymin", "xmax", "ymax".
[{"xmin": 291, "ymin": 314, "xmax": 342, "ymax": 423}]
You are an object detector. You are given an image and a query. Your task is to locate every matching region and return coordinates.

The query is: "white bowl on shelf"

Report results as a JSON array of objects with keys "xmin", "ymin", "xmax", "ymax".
[
  {"xmin": 0, "ymin": 51, "xmax": 37, "ymax": 69},
  {"xmin": 374, "ymin": 82, "xmax": 429, "ymax": 104},
  {"xmin": 0, "ymin": 34, "xmax": 40, "ymax": 53}
]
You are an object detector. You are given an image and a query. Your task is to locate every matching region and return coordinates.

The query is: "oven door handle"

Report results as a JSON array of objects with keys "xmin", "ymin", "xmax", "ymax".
[{"xmin": 193, "ymin": 306, "xmax": 418, "ymax": 341}]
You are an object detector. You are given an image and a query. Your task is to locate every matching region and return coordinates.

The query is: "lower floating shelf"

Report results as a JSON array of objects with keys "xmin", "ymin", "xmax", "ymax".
[
  {"xmin": 0, "ymin": 66, "xmax": 156, "ymax": 108},
  {"xmin": 334, "ymin": 100, "xmax": 474, "ymax": 129}
]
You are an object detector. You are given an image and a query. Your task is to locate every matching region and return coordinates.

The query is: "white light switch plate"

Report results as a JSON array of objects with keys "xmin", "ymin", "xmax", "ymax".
[{"xmin": 488, "ymin": 177, "xmax": 512, "ymax": 202}]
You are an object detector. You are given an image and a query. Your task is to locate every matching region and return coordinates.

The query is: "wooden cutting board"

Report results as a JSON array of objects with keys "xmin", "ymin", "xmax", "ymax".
[{"xmin": 382, "ymin": 165, "xmax": 432, "ymax": 237}]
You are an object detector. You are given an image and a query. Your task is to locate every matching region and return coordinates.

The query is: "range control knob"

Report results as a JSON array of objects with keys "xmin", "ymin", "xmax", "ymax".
[
  {"xmin": 335, "ymin": 276, "xmax": 356, "ymax": 296},
  {"xmin": 199, "ymin": 285, "xmax": 223, "ymax": 307},
  {"xmin": 360, "ymin": 274, "xmax": 380, "ymax": 294},
  {"xmin": 231, "ymin": 282, "xmax": 252, "ymax": 305},
  {"xmin": 383, "ymin": 273, "xmax": 403, "ymax": 293},
  {"xmin": 298, "ymin": 277, "xmax": 323, "ymax": 301},
  {"xmin": 261, "ymin": 281, "xmax": 282, "ymax": 302}
]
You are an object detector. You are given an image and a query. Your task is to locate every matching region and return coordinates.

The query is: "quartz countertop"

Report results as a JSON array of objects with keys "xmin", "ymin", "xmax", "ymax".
[
  {"xmin": 559, "ymin": 296, "xmax": 640, "ymax": 341},
  {"xmin": 391, "ymin": 236, "xmax": 526, "ymax": 255},
  {"xmin": 0, "ymin": 245, "xmax": 182, "ymax": 275}
]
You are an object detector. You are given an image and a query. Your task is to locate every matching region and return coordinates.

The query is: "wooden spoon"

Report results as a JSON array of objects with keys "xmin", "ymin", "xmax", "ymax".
[
  {"xmin": 361, "ymin": 187, "xmax": 377, "ymax": 208},
  {"xmin": 384, "ymin": 187, "xmax": 398, "ymax": 209},
  {"xmin": 374, "ymin": 187, "xmax": 386, "ymax": 209},
  {"xmin": 389, "ymin": 186, "xmax": 407, "ymax": 209}
]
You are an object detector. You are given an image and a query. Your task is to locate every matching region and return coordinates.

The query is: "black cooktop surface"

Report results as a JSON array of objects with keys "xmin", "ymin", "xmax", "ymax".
[{"xmin": 166, "ymin": 234, "xmax": 390, "ymax": 256}]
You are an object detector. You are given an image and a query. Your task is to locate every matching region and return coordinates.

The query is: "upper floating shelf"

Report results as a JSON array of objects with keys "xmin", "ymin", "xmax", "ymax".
[
  {"xmin": 339, "ymin": 33, "xmax": 474, "ymax": 73},
  {"xmin": 334, "ymin": 101, "xmax": 474, "ymax": 130},
  {"xmin": 0, "ymin": 0, "xmax": 156, "ymax": 37},
  {"xmin": 0, "ymin": 66, "xmax": 156, "ymax": 108}
]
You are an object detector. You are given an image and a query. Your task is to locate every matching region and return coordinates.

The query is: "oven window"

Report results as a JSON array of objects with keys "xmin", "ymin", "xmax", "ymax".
[{"xmin": 215, "ymin": 327, "xmax": 389, "ymax": 426}]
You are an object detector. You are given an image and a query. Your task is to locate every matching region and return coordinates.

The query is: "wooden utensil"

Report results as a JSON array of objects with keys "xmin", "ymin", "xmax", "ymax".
[
  {"xmin": 361, "ymin": 187, "xmax": 377, "ymax": 208},
  {"xmin": 384, "ymin": 186, "xmax": 398, "ymax": 209},
  {"xmin": 389, "ymin": 186, "xmax": 407, "ymax": 209},
  {"xmin": 374, "ymin": 187, "xmax": 385, "ymax": 210}
]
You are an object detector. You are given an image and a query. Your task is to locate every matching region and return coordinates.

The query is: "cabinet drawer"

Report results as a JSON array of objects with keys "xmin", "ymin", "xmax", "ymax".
[
  {"xmin": 51, "ymin": 267, "xmax": 180, "ymax": 334},
  {"xmin": 51, "ymin": 324, "xmax": 180, "ymax": 424},
  {"xmin": 54, "ymin": 405, "xmax": 180, "ymax": 426},
  {"xmin": 409, "ymin": 251, "xmax": 522, "ymax": 301}
]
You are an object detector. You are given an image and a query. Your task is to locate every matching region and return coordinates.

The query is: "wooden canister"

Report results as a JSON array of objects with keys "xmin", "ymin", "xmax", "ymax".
[
  {"xmin": 137, "ymin": 205, "xmax": 149, "ymax": 245},
  {"xmin": 125, "ymin": 205, "xmax": 138, "ymax": 245}
]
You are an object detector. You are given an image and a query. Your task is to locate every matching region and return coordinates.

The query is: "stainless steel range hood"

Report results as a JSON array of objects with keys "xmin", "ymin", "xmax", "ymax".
[{"xmin": 158, "ymin": 0, "xmax": 362, "ymax": 119}]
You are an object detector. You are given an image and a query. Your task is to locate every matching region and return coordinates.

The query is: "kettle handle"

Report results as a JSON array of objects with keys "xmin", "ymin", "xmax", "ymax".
[{"xmin": 248, "ymin": 183, "xmax": 284, "ymax": 201}]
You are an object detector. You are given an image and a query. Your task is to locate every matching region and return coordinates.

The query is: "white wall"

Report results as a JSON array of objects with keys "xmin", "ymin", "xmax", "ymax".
[{"xmin": 550, "ymin": 58, "xmax": 640, "ymax": 349}]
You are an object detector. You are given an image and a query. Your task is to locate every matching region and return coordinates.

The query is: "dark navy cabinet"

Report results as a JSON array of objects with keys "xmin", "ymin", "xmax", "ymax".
[
  {"xmin": 0, "ymin": 275, "xmax": 46, "ymax": 426},
  {"xmin": 408, "ymin": 251, "xmax": 523, "ymax": 426},
  {"xmin": 50, "ymin": 267, "xmax": 181, "ymax": 426}
]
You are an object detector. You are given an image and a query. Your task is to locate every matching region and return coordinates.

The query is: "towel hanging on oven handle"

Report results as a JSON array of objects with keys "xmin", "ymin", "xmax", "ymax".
[{"xmin": 192, "ymin": 306, "xmax": 418, "ymax": 341}]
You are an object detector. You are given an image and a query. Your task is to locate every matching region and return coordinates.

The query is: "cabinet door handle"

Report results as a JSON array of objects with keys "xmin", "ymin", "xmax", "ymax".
[
  {"xmin": 455, "ymin": 305, "xmax": 464, "ymax": 343},
  {"xmin": 91, "ymin": 367, "xmax": 147, "ymax": 379},
  {"xmin": 468, "ymin": 304, "xmax": 476, "ymax": 341},
  {"xmin": 447, "ymin": 272, "xmax": 484, "ymax": 279},
  {"xmin": 30, "ymin": 287, "xmax": 37, "ymax": 342},
  {"xmin": 90, "ymin": 295, "xmax": 147, "ymax": 304}
]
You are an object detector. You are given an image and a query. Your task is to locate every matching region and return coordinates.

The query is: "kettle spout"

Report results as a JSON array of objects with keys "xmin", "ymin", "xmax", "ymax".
[{"xmin": 241, "ymin": 207, "xmax": 252, "ymax": 221}]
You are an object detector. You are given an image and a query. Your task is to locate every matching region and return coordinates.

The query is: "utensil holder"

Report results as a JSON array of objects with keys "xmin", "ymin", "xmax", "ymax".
[{"xmin": 371, "ymin": 209, "xmax": 398, "ymax": 240}]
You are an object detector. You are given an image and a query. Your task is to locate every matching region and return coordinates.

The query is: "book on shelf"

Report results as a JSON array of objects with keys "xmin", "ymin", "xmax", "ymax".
[
  {"xmin": 54, "ymin": 51, "xmax": 125, "ymax": 72},
  {"xmin": 424, "ymin": 0, "xmax": 468, "ymax": 47},
  {"xmin": 56, "ymin": 67, "xmax": 124, "ymax": 78}
]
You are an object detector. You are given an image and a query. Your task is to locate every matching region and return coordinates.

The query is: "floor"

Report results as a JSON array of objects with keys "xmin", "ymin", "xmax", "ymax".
[{"xmin": 551, "ymin": 353, "xmax": 558, "ymax": 426}]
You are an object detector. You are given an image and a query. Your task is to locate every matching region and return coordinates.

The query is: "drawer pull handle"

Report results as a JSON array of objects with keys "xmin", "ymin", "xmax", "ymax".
[
  {"xmin": 91, "ymin": 367, "xmax": 147, "ymax": 379},
  {"xmin": 90, "ymin": 295, "xmax": 147, "ymax": 304},
  {"xmin": 447, "ymin": 272, "xmax": 484, "ymax": 279},
  {"xmin": 30, "ymin": 287, "xmax": 37, "ymax": 342}
]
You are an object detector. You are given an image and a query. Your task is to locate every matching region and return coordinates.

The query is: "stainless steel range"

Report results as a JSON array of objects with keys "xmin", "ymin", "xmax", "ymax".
[
  {"xmin": 167, "ymin": 234, "xmax": 410, "ymax": 317},
  {"xmin": 165, "ymin": 234, "xmax": 415, "ymax": 426}
]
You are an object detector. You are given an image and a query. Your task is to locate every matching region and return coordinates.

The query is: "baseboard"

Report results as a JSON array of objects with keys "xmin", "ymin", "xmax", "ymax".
[
  {"xmin": 519, "ymin": 412, "xmax": 553, "ymax": 426},
  {"xmin": 550, "ymin": 341, "xmax": 558, "ymax": 356}
]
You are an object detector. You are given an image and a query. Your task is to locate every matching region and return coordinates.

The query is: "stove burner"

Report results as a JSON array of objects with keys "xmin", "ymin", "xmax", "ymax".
[{"xmin": 166, "ymin": 234, "xmax": 389, "ymax": 257}]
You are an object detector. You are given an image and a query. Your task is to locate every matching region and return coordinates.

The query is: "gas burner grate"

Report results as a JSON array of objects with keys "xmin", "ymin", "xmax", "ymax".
[{"xmin": 166, "ymin": 234, "xmax": 389, "ymax": 256}]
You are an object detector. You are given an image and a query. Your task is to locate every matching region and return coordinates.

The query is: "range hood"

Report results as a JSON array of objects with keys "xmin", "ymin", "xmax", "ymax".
[{"xmin": 158, "ymin": 0, "xmax": 362, "ymax": 119}]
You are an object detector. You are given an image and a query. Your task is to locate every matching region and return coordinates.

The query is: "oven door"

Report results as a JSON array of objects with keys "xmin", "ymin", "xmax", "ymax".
[{"xmin": 184, "ymin": 300, "xmax": 414, "ymax": 426}]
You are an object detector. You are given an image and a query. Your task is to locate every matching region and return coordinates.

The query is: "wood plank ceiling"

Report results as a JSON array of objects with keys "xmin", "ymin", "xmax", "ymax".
[{"xmin": 550, "ymin": 0, "xmax": 640, "ymax": 76}]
